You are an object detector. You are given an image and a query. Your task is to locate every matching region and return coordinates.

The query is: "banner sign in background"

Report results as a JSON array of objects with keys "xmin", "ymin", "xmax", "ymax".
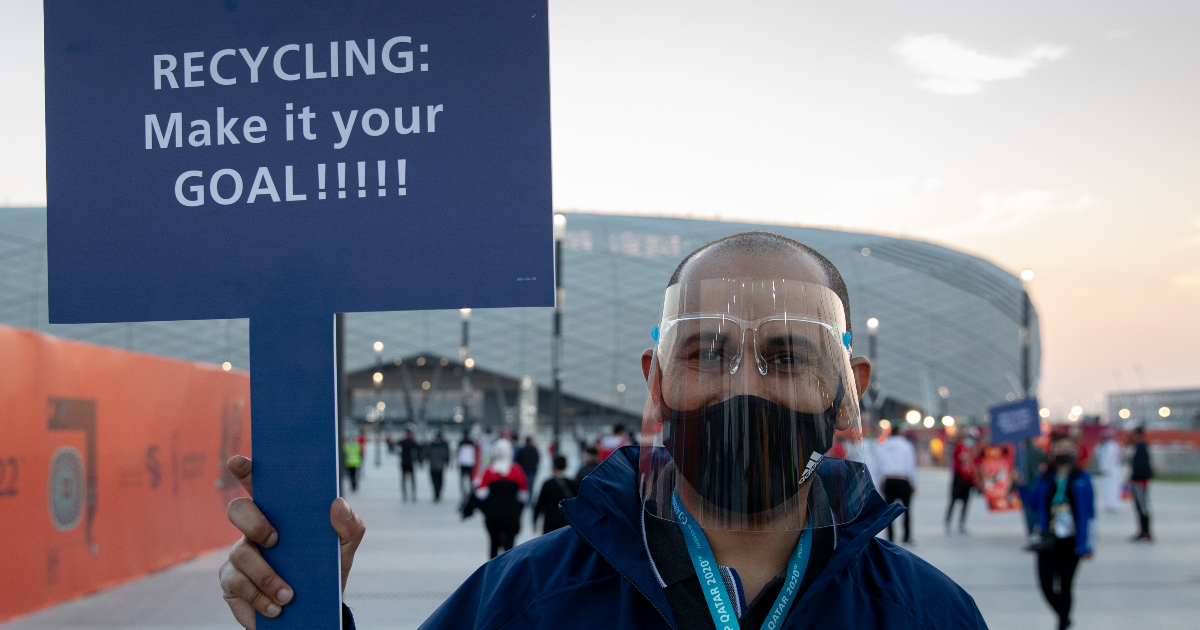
[
  {"xmin": 988, "ymin": 398, "xmax": 1042, "ymax": 444},
  {"xmin": 0, "ymin": 324, "xmax": 250, "ymax": 624},
  {"xmin": 44, "ymin": 2, "xmax": 553, "ymax": 627},
  {"xmin": 45, "ymin": 0, "xmax": 553, "ymax": 322}
]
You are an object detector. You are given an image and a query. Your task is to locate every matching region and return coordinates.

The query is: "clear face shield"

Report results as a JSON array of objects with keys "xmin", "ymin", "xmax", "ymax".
[{"xmin": 639, "ymin": 279, "xmax": 872, "ymax": 531}]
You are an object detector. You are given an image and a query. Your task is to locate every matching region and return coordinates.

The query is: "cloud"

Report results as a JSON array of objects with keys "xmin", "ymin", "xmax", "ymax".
[
  {"xmin": 913, "ymin": 189, "xmax": 1090, "ymax": 238},
  {"xmin": 965, "ymin": 189, "xmax": 1090, "ymax": 230},
  {"xmin": 895, "ymin": 34, "xmax": 1068, "ymax": 95}
]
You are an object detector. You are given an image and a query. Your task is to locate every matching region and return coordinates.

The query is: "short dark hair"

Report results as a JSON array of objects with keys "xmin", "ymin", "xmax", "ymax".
[
  {"xmin": 667, "ymin": 231, "xmax": 852, "ymax": 336},
  {"xmin": 553, "ymin": 455, "xmax": 567, "ymax": 471},
  {"xmin": 890, "ymin": 422, "xmax": 903, "ymax": 437}
]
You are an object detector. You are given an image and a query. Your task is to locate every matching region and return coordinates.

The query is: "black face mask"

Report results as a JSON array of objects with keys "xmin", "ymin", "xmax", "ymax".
[
  {"xmin": 665, "ymin": 384, "xmax": 845, "ymax": 516},
  {"xmin": 1055, "ymin": 454, "xmax": 1075, "ymax": 468}
]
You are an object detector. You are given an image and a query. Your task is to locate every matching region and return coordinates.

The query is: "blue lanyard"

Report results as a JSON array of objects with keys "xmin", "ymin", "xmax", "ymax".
[{"xmin": 671, "ymin": 492, "xmax": 812, "ymax": 630}]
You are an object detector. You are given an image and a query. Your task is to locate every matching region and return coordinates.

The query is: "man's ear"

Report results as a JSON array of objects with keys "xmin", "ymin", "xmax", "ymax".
[
  {"xmin": 641, "ymin": 349, "xmax": 654, "ymax": 381},
  {"xmin": 849, "ymin": 356, "xmax": 872, "ymax": 400}
]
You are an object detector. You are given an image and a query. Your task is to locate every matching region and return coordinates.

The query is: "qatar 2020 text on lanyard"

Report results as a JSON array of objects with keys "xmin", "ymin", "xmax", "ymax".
[{"xmin": 671, "ymin": 491, "xmax": 813, "ymax": 630}]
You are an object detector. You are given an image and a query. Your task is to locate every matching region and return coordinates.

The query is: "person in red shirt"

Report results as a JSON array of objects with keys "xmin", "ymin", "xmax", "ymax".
[
  {"xmin": 945, "ymin": 431, "xmax": 975, "ymax": 533},
  {"xmin": 464, "ymin": 438, "xmax": 529, "ymax": 558},
  {"xmin": 596, "ymin": 424, "xmax": 631, "ymax": 461}
]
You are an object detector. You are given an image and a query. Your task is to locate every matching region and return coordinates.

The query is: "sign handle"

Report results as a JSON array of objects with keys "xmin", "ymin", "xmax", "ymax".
[{"xmin": 250, "ymin": 313, "xmax": 342, "ymax": 629}]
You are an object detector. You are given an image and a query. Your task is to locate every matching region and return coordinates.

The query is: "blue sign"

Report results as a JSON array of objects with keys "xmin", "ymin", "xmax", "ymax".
[
  {"xmin": 988, "ymin": 398, "xmax": 1042, "ymax": 444},
  {"xmin": 45, "ymin": 0, "xmax": 552, "ymax": 322},
  {"xmin": 44, "ymin": 2, "xmax": 551, "ymax": 627}
]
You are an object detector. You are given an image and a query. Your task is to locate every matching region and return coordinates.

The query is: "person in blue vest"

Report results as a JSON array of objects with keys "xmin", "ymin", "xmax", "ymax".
[
  {"xmin": 218, "ymin": 231, "xmax": 988, "ymax": 629},
  {"xmin": 1028, "ymin": 435, "xmax": 1094, "ymax": 630}
]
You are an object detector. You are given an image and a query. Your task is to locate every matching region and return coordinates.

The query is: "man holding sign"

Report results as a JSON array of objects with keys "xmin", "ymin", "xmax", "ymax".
[{"xmin": 218, "ymin": 233, "xmax": 986, "ymax": 629}]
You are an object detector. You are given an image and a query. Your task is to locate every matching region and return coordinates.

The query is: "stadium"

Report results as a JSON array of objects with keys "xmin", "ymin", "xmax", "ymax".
[{"xmin": 1, "ymin": 209, "xmax": 1041, "ymax": 432}]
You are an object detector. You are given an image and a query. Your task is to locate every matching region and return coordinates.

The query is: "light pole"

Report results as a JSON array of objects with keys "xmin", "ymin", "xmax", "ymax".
[
  {"xmin": 460, "ymin": 308, "xmax": 473, "ymax": 428},
  {"xmin": 866, "ymin": 317, "xmax": 880, "ymax": 427},
  {"xmin": 552, "ymin": 213, "xmax": 566, "ymax": 453},
  {"xmin": 373, "ymin": 341, "xmax": 383, "ymax": 467}
]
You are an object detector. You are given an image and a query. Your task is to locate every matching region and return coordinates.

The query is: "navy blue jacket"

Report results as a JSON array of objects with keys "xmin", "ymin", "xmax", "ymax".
[
  {"xmin": 409, "ymin": 447, "xmax": 986, "ymax": 630},
  {"xmin": 1028, "ymin": 468, "xmax": 1095, "ymax": 557}
]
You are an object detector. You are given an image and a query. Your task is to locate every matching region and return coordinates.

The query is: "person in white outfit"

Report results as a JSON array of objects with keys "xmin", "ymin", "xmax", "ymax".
[
  {"xmin": 1097, "ymin": 428, "xmax": 1123, "ymax": 512},
  {"xmin": 875, "ymin": 422, "xmax": 918, "ymax": 543}
]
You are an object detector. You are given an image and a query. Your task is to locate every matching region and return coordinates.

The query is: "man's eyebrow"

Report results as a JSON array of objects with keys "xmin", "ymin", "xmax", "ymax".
[
  {"xmin": 759, "ymin": 333, "xmax": 817, "ymax": 347},
  {"xmin": 681, "ymin": 331, "xmax": 732, "ymax": 345}
]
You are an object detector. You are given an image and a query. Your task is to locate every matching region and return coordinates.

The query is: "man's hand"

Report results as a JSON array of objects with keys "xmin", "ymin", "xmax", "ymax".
[{"xmin": 218, "ymin": 456, "xmax": 367, "ymax": 629}]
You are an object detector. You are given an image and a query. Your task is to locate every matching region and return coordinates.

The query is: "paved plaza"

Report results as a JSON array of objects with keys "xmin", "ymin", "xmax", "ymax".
[{"xmin": 5, "ymin": 450, "xmax": 1199, "ymax": 630}]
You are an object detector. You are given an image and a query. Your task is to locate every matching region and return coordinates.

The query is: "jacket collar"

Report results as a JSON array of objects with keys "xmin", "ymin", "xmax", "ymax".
[
  {"xmin": 561, "ymin": 446, "xmax": 904, "ymax": 629},
  {"xmin": 560, "ymin": 447, "xmax": 679, "ymax": 628}
]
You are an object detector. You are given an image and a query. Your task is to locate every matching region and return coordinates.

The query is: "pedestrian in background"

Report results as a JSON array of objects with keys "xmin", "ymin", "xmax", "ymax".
[
  {"xmin": 343, "ymin": 436, "xmax": 362, "ymax": 493},
  {"xmin": 463, "ymin": 438, "xmax": 529, "ymax": 558},
  {"xmin": 478, "ymin": 427, "xmax": 495, "ymax": 470},
  {"xmin": 1030, "ymin": 435, "xmax": 1094, "ymax": 630},
  {"xmin": 1128, "ymin": 426, "xmax": 1154, "ymax": 541},
  {"xmin": 876, "ymin": 421, "xmax": 917, "ymax": 544},
  {"xmin": 596, "ymin": 424, "xmax": 630, "ymax": 461},
  {"xmin": 515, "ymin": 436, "xmax": 540, "ymax": 487},
  {"xmin": 1096, "ymin": 427, "xmax": 1123, "ymax": 512},
  {"xmin": 457, "ymin": 431, "xmax": 476, "ymax": 497},
  {"xmin": 574, "ymin": 445, "xmax": 600, "ymax": 486},
  {"xmin": 398, "ymin": 430, "xmax": 422, "ymax": 502},
  {"xmin": 532, "ymin": 455, "xmax": 575, "ymax": 535},
  {"xmin": 1016, "ymin": 435, "xmax": 1047, "ymax": 535},
  {"xmin": 424, "ymin": 431, "xmax": 451, "ymax": 503},
  {"xmin": 945, "ymin": 431, "xmax": 974, "ymax": 534}
]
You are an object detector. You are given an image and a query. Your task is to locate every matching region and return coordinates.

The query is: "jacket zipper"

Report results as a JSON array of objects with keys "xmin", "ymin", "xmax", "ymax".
[{"xmin": 564, "ymin": 517, "xmax": 677, "ymax": 630}]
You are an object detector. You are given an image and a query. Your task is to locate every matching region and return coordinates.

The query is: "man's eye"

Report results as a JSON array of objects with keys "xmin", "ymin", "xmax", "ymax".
[{"xmin": 769, "ymin": 351, "xmax": 807, "ymax": 367}]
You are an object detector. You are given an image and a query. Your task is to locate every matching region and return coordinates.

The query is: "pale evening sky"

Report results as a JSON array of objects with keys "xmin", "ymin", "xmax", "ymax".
[{"xmin": 2, "ymin": 1, "xmax": 1198, "ymax": 417}]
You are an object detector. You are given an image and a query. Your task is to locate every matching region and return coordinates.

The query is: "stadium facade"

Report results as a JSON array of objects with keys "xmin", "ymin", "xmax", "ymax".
[
  {"xmin": 2, "ymin": 208, "xmax": 1040, "ymax": 429},
  {"xmin": 1108, "ymin": 388, "xmax": 1200, "ymax": 430}
]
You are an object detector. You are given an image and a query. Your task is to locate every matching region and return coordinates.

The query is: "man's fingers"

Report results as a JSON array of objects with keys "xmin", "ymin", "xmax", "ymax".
[
  {"xmin": 331, "ymin": 497, "xmax": 367, "ymax": 548},
  {"xmin": 330, "ymin": 497, "xmax": 367, "ymax": 592},
  {"xmin": 221, "ymin": 592, "xmax": 258, "ymax": 630},
  {"xmin": 227, "ymin": 538, "xmax": 294, "ymax": 608},
  {"xmin": 228, "ymin": 497, "xmax": 277, "ymax": 548},
  {"xmin": 227, "ymin": 456, "xmax": 253, "ymax": 495},
  {"xmin": 219, "ymin": 559, "xmax": 285, "ymax": 625}
]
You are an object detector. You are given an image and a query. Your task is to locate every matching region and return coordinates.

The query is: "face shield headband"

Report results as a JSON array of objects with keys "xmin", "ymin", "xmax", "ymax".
[{"xmin": 640, "ymin": 278, "xmax": 871, "ymax": 531}]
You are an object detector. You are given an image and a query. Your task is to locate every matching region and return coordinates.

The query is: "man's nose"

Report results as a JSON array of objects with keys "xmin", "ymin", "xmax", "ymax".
[{"xmin": 730, "ymin": 337, "xmax": 770, "ymax": 393}]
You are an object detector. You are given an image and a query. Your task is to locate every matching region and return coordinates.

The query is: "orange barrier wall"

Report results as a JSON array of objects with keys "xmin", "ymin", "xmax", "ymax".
[{"xmin": 0, "ymin": 324, "xmax": 250, "ymax": 623}]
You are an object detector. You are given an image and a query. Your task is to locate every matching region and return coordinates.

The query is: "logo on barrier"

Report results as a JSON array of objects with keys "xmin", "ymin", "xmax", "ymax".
[{"xmin": 48, "ymin": 446, "xmax": 84, "ymax": 531}]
